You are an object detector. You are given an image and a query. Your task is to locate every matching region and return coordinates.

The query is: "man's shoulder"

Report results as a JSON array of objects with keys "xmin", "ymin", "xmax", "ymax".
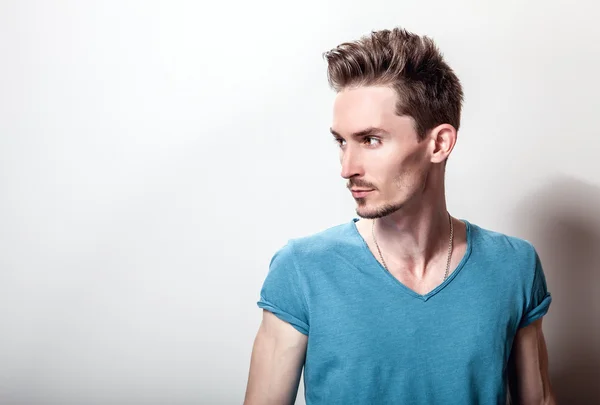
[
  {"xmin": 267, "ymin": 219, "xmax": 359, "ymax": 279},
  {"xmin": 468, "ymin": 220, "xmax": 537, "ymax": 262},
  {"xmin": 288, "ymin": 218, "xmax": 358, "ymax": 254},
  {"xmin": 268, "ymin": 218, "xmax": 359, "ymax": 265}
]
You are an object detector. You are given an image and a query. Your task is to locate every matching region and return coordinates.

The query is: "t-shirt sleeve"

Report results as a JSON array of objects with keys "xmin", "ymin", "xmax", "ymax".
[
  {"xmin": 519, "ymin": 247, "xmax": 552, "ymax": 329},
  {"xmin": 257, "ymin": 241, "xmax": 310, "ymax": 335}
]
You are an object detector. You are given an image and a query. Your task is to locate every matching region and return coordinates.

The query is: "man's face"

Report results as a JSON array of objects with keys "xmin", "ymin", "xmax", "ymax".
[{"xmin": 331, "ymin": 86, "xmax": 432, "ymax": 219}]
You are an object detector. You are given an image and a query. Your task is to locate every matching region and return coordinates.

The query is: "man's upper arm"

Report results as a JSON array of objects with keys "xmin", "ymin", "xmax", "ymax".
[
  {"xmin": 507, "ymin": 318, "xmax": 556, "ymax": 405},
  {"xmin": 247, "ymin": 240, "xmax": 309, "ymax": 403},
  {"xmin": 244, "ymin": 310, "xmax": 308, "ymax": 405}
]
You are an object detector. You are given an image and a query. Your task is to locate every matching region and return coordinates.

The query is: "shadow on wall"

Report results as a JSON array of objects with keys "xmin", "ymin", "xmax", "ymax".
[{"xmin": 513, "ymin": 176, "xmax": 600, "ymax": 404}]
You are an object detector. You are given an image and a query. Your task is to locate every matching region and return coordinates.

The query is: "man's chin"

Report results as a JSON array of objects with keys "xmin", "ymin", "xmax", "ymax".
[
  {"xmin": 356, "ymin": 202, "xmax": 403, "ymax": 219},
  {"xmin": 355, "ymin": 209, "xmax": 379, "ymax": 219}
]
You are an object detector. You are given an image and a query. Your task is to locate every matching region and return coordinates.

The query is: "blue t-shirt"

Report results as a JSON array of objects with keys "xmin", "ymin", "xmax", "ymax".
[{"xmin": 257, "ymin": 218, "xmax": 552, "ymax": 404}]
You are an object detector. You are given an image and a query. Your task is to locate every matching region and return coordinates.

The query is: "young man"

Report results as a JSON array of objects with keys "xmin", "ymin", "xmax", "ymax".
[{"xmin": 244, "ymin": 27, "xmax": 555, "ymax": 405}]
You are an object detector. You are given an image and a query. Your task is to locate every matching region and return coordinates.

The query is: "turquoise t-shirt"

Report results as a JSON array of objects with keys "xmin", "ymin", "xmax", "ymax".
[{"xmin": 257, "ymin": 218, "xmax": 552, "ymax": 404}]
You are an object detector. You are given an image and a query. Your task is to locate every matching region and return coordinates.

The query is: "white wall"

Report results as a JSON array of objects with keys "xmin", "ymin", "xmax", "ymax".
[{"xmin": 1, "ymin": 1, "xmax": 599, "ymax": 404}]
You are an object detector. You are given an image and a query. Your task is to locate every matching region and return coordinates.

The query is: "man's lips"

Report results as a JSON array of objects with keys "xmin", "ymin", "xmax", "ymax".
[{"xmin": 351, "ymin": 189, "xmax": 374, "ymax": 197}]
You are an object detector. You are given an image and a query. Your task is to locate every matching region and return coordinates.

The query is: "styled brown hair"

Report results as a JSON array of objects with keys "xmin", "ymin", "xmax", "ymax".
[{"xmin": 324, "ymin": 27, "xmax": 464, "ymax": 141}]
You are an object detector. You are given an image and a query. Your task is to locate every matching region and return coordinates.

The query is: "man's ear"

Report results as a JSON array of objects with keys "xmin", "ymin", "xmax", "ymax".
[{"xmin": 429, "ymin": 123, "xmax": 457, "ymax": 164}]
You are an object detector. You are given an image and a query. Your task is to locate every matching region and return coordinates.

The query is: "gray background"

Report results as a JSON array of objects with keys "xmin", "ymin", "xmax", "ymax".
[{"xmin": 1, "ymin": 0, "xmax": 599, "ymax": 404}]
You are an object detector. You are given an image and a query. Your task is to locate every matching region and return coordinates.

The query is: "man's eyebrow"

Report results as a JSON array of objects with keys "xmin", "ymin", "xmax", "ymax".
[{"xmin": 329, "ymin": 127, "xmax": 388, "ymax": 138}]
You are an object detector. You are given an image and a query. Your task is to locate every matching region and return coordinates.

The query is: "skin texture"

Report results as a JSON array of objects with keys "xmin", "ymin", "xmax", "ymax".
[
  {"xmin": 244, "ymin": 311, "xmax": 307, "ymax": 405},
  {"xmin": 244, "ymin": 85, "xmax": 555, "ymax": 404},
  {"xmin": 508, "ymin": 318, "xmax": 556, "ymax": 404}
]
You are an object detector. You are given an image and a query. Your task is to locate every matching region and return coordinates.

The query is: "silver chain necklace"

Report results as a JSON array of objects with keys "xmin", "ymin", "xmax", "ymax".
[{"xmin": 371, "ymin": 213, "xmax": 454, "ymax": 281}]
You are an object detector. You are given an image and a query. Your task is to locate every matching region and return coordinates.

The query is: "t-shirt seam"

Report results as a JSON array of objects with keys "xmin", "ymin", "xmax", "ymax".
[
  {"xmin": 287, "ymin": 239, "xmax": 311, "ymax": 331},
  {"xmin": 519, "ymin": 242, "xmax": 539, "ymax": 329},
  {"xmin": 527, "ymin": 243, "xmax": 539, "ymax": 314}
]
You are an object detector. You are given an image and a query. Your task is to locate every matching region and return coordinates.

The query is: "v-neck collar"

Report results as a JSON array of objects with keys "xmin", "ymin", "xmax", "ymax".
[{"xmin": 349, "ymin": 217, "xmax": 473, "ymax": 302}]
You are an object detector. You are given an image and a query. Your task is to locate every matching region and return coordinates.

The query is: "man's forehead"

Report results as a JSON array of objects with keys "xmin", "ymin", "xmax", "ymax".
[
  {"xmin": 333, "ymin": 86, "xmax": 397, "ymax": 112},
  {"xmin": 332, "ymin": 86, "xmax": 397, "ymax": 133},
  {"xmin": 331, "ymin": 87, "xmax": 421, "ymax": 139}
]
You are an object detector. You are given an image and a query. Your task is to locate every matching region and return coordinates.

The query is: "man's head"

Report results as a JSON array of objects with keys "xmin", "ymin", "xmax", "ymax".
[{"xmin": 324, "ymin": 27, "xmax": 464, "ymax": 219}]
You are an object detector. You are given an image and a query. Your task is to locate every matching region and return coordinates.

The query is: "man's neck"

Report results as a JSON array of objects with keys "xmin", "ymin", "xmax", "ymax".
[{"xmin": 371, "ymin": 205, "xmax": 452, "ymax": 279}]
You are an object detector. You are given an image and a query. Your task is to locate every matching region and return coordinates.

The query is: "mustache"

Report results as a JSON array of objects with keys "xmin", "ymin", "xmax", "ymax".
[{"xmin": 347, "ymin": 181, "xmax": 376, "ymax": 190}]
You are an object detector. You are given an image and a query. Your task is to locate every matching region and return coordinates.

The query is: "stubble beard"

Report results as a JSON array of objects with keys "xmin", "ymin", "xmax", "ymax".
[
  {"xmin": 355, "ymin": 196, "xmax": 405, "ymax": 219},
  {"xmin": 355, "ymin": 172, "xmax": 425, "ymax": 219}
]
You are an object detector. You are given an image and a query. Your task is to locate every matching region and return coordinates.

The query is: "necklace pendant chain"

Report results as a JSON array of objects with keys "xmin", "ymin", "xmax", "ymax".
[{"xmin": 371, "ymin": 213, "xmax": 454, "ymax": 282}]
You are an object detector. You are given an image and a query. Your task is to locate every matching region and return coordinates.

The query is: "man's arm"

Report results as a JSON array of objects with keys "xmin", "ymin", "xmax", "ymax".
[
  {"xmin": 507, "ymin": 318, "xmax": 556, "ymax": 405},
  {"xmin": 244, "ymin": 310, "xmax": 308, "ymax": 405}
]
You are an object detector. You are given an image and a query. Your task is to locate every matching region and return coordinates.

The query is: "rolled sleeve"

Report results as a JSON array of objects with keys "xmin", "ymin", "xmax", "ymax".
[
  {"xmin": 257, "ymin": 241, "xmax": 309, "ymax": 335},
  {"xmin": 519, "ymin": 248, "xmax": 552, "ymax": 329}
]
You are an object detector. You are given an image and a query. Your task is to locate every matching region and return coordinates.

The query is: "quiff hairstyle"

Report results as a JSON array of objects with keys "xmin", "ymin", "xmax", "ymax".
[{"xmin": 323, "ymin": 27, "xmax": 464, "ymax": 141}]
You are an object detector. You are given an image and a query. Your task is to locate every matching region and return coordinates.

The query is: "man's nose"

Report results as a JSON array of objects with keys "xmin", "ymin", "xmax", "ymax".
[{"xmin": 340, "ymin": 149, "xmax": 363, "ymax": 179}]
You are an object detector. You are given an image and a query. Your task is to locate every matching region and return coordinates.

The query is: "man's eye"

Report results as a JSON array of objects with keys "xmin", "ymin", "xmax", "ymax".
[
  {"xmin": 334, "ymin": 138, "xmax": 346, "ymax": 147},
  {"xmin": 365, "ymin": 137, "xmax": 380, "ymax": 145}
]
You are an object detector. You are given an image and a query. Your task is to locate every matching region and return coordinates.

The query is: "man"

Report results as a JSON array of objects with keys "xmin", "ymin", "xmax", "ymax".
[{"xmin": 244, "ymin": 27, "xmax": 555, "ymax": 405}]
